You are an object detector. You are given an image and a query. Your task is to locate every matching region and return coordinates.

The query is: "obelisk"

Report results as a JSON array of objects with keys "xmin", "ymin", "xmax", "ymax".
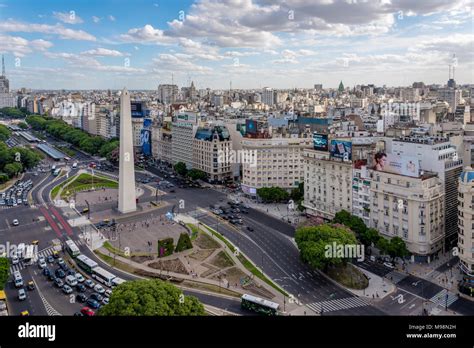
[{"xmin": 118, "ymin": 87, "xmax": 137, "ymax": 213}]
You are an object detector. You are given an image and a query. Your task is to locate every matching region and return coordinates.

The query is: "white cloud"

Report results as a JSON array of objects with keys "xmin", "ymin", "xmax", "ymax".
[
  {"xmin": 92, "ymin": 16, "xmax": 101, "ymax": 23},
  {"xmin": 53, "ymin": 11, "xmax": 84, "ymax": 24},
  {"xmin": 81, "ymin": 48, "xmax": 127, "ymax": 57},
  {"xmin": 0, "ymin": 35, "xmax": 53, "ymax": 57},
  {"xmin": 120, "ymin": 24, "xmax": 174, "ymax": 45},
  {"xmin": 0, "ymin": 20, "xmax": 96, "ymax": 41},
  {"xmin": 108, "ymin": 15, "xmax": 116, "ymax": 22}
]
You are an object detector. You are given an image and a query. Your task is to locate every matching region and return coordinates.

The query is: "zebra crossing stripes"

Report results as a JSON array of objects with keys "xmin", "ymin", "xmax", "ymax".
[
  {"xmin": 306, "ymin": 296, "xmax": 370, "ymax": 314},
  {"xmin": 429, "ymin": 289, "xmax": 458, "ymax": 308}
]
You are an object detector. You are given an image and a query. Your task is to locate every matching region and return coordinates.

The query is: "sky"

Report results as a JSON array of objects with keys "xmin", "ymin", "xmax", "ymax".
[{"xmin": 0, "ymin": 0, "xmax": 472, "ymax": 90}]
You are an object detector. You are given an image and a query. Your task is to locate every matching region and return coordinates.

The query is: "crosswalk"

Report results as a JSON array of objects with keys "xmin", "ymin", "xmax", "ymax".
[
  {"xmin": 9, "ymin": 239, "xmax": 86, "ymax": 273},
  {"xmin": 429, "ymin": 289, "xmax": 458, "ymax": 308},
  {"xmin": 306, "ymin": 296, "xmax": 370, "ymax": 314}
]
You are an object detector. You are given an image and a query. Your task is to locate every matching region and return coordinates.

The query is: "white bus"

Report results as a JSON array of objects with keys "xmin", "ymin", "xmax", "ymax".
[
  {"xmin": 65, "ymin": 239, "xmax": 80, "ymax": 258},
  {"xmin": 22, "ymin": 245, "xmax": 36, "ymax": 265},
  {"xmin": 91, "ymin": 266, "xmax": 116, "ymax": 287},
  {"xmin": 76, "ymin": 254, "xmax": 98, "ymax": 274}
]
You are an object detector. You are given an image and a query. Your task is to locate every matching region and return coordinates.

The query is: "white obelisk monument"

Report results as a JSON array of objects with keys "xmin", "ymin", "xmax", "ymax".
[{"xmin": 118, "ymin": 87, "xmax": 137, "ymax": 213}]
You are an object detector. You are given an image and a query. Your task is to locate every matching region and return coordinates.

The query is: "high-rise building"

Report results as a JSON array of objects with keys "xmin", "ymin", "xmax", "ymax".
[
  {"xmin": 262, "ymin": 87, "xmax": 275, "ymax": 107},
  {"xmin": 158, "ymin": 84, "xmax": 179, "ymax": 104},
  {"xmin": 0, "ymin": 55, "xmax": 16, "ymax": 108},
  {"xmin": 171, "ymin": 114, "xmax": 199, "ymax": 168},
  {"xmin": 458, "ymin": 167, "xmax": 474, "ymax": 291}
]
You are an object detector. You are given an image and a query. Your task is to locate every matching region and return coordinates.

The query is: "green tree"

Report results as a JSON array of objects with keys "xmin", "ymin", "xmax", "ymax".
[
  {"xmin": 257, "ymin": 187, "xmax": 289, "ymax": 203},
  {"xmin": 187, "ymin": 169, "xmax": 206, "ymax": 181},
  {"xmin": 17, "ymin": 122, "xmax": 28, "ymax": 129},
  {"xmin": 99, "ymin": 140, "xmax": 119, "ymax": 158},
  {"xmin": 295, "ymin": 224, "xmax": 358, "ymax": 272},
  {"xmin": 0, "ymin": 257, "xmax": 10, "ymax": 290},
  {"xmin": 97, "ymin": 279, "xmax": 205, "ymax": 316},
  {"xmin": 0, "ymin": 173, "xmax": 9, "ymax": 184},
  {"xmin": 175, "ymin": 233, "xmax": 193, "ymax": 252},
  {"xmin": 0, "ymin": 124, "xmax": 11, "ymax": 142},
  {"xmin": 359, "ymin": 228, "xmax": 380, "ymax": 247},
  {"xmin": 174, "ymin": 162, "xmax": 187, "ymax": 176},
  {"xmin": 4, "ymin": 162, "xmax": 23, "ymax": 177},
  {"xmin": 387, "ymin": 237, "xmax": 409, "ymax": 260}
]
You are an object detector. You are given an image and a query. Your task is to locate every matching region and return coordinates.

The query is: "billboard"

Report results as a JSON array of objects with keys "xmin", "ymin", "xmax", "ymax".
[
  {"xmin": 245, "ymin": 119, "xmax": 258, "ymax": 134},
  {"xmin": 143, "ymin": 118, "xmax": 152, "ymax": 129},
  {"xmin": 131, "ymin": 102, "xmax": 143, "ymax": 117},
  {"xmin": 330, "ymin": 140, "xmax": 352, "ymax": 161},
  {"xmin": 373, "ymin": 152, "xmax": 419, "ymax": 178},
  {"xmin": 140, "ymin": 129, "xmax": 151, "ymax": 156},
  {"xmin": 313, "ymin": 133, "xmax": 329, "ymax": 151}
]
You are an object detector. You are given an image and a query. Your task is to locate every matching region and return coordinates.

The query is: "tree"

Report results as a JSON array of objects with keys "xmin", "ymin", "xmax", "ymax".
[
  {"xmin": 4, "ymin": 162, "xmax": 23, "ymax": 177},
  {"xmin": 359, "ymin": 228, "xmax": 380, "ymax": 247},
  {"xmin": 17, "ymin": 122, "xmax": 28, "ymax": 129},
  {"xmin": 0, "ymin": 257, "xmax": 9, "ymax": 290},
  {"xmin": 0, "ymin": 124, "xmax": 11, "ymax": 142},
  {"xmin": 99, "ymin": 140, "xmax": 119, "ymax": 158},
  {"xmin": 97, "ymin": 279, "xmax": 205, "ymax": 316},
  {"xmin": 175, "ymin": 233, "xmax": 193, "ymax": 252},
  {"xmin": 257, "ymin": 187, "xmax": 289, "ymax": 203},
  {"xmin": 174, "ymin": 162, "xmax": 187, "ymax": 176},
  {"xmin": 0, "ymin": 173, "xmax": 8, "ymax": 184},
  {"xmin": 295, "ymin": 224, "xmax": 358, "ymax": 272},
  {"xmin": 387, "ymin": 237, "xmax": 409, "ymax": 261},
  {"xmin": 158, "ymin": 238, "xmax": 174, "ymax": 257},
  {"xmin": 187, "ymin": 169, "xmax": 206, "ymax": 181}
]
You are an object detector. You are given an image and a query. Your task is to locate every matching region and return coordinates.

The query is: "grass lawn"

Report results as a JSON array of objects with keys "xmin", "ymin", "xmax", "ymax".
[{"xmin": 59, "ymin": 173, "xmax": 117, "ymax": 199}]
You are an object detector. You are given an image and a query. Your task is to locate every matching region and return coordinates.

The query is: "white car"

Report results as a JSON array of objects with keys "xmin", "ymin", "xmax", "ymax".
[
  {"xmin": 11, "ymin": 256, "xmax": 19, "ymax": 265},
  {"xmin": 38, "ymin": 259, "xmax": 47, "ymax": 269},
  {"xmin": 104, "ymin": 289, "xmax": 113, "ymax": 298},
  {"xmin": 383, "ymin": 262, "xmax": 395, "ymax": 269},
  {"xmin": 12, "ymin": 219, "xmax": 19, "ymax": 226},
  {"xmin": 18, "ymin": 289, "xmax": 26, "ymax": 301},
  {"xmin": 74, "ymin": 273, "xmax": 85, "ymax": 283},
  {"xmin": 94, "ymin": 284, "xmax": 105, "ymax": 294}
]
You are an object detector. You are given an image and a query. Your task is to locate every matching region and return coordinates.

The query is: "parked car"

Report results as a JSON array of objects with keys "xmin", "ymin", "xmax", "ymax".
[
  {"xmin": 54, "ymin": 278, "xmax": 64, "ymax": 288},
  {"xmin": 84, "ymin": 279, "xmax": 95, "ymax": 288},
  {"xmin": 90, "ymin": 293, "xmax": 103, "ymax": 302},
  {"xmin": 47, "ymin": 255, "xmax": 54, "ymax": 263},
  {"xmin": 75, "ymin": 273, "xmax": 85, "ymax": 283},
  {"xmin": 38, "ymin": 258, "xmax": 47, "ymax": 269},
  {"xmin": 55, "ymin": 269, "xmax": 66, "ymax": 278},
  {"xmin": 80, "ymin": 307, "xmax": 95, "ymax": 316},
  {"xmin": 105, "ymin": 289, "xmax": 113, "ymax": 298},
  {"xmin": 102, "ymin": 297, "xmax": 109, "ymax": 305},
  {"xmin": 76, "ymin": 284, "xmax": 86, "ymax": 293},
  {"xmin": 86, "ymin": 298, "xmax": 100, "ymax": 309},
  {"xmin": 62, "ymin": 285, "xmax": 73, "ymax": 294},
  {"xmin": 57, "ymin": 258, "xmax": 66, "ymax": 267},
  {"xmin": 94, "ymin": 284, "xmax": 105, "ymax": 294},
  {"xmin": 27, "ymin": 281, "xmax": 35, "ymax": 291},
  {"xmin": 76, "ymin": 293, "xmax": 88, "ymax": 303}
]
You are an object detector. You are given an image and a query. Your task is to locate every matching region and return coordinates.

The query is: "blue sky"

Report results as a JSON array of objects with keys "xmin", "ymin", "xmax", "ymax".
[{"xmin": 0, "ymin": 0, "xmax": 472, "ymax": 90}]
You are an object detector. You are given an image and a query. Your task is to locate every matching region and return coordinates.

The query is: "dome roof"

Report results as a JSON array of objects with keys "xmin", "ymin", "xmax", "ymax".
[{"xmin": 460, "ymin": 167, "xmax": 474, "ymax": 183}]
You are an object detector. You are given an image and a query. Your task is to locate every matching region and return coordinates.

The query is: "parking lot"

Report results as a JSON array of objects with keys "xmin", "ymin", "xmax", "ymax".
[{"xmin": 0, "ymin": 179, "xmax": 33, "ymax": 208}]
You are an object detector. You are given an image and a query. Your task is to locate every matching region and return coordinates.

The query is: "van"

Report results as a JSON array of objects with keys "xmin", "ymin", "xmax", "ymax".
[
  {"xmin": 72, "ymin": 162, "xmax": 78, "ymax": 169},
  {"xmin": 14, "ymin": 271, "xmax": 23, "ymax": 288},
  {"xmin": 65, "ymin": 275, "xmax": 77, "ymax": 287}
]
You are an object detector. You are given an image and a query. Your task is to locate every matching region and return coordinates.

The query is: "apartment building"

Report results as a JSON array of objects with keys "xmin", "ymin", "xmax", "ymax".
[
  {"xmin": 193, "ymin": 125, "xmax": 232, "ymax": 182},
  {"xmin": 242, "ymin": 134, "xmax": 312, "ymax": 196},
  {"xmin": 369, "ymin": 170, "xmax": 445, "ymax": 261},
  {"xmin": 171, "ymin": 116, "xmax": 198, "ymax": 168},
  {"xmin": 458, "ymin": 167, "xmax": 474, "ymax": 288}
]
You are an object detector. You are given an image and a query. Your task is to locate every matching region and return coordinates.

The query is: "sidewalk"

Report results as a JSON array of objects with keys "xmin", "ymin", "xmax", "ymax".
[{"xmin": 348, "ymin": 266, "xmax": 395, "ymax": 301}]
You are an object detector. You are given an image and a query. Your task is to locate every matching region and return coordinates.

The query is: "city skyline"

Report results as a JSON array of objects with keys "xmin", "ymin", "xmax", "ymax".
[{"xmin": 0, "ymin": 0, "xmax": 472, "ymax": 90}]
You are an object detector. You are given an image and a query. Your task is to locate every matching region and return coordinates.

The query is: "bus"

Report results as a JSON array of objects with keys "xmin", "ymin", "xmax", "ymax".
[
  {"xmin": 53, "ymin": 169, "xmax": 60, "ymax": 176},
  {"xmin": 240, "ymin": 294, "xmax": 280, "ymax": 316},
  {"xmin": 91, "ymin": 266, "xmax": 116, "ymax": 287},
  {"xmin": 65, "ymin": 239, "xmax": 80, "ymax": 258},
  {"xmin": 76, "ymin": 254, "xmax": 98, "ymax": 274},
  {"xmin": 22, "ymin": 245, "xmax": 36, "ymax": 265}
]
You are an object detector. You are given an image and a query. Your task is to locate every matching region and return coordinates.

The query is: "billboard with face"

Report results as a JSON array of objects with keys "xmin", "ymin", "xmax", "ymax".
[
  {"xmin": 330, "ymin": 140, "xmax": 352, "ymax": 161},
  {"xmin": 373, "ymin": 152, "xmax": 419, "ymax": 177}
]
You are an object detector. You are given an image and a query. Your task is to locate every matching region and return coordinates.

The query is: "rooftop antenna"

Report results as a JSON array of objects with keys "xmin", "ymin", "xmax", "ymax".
[{"xmin": 2, "ymin": 55, "xmax": 5, "ymax": 77}]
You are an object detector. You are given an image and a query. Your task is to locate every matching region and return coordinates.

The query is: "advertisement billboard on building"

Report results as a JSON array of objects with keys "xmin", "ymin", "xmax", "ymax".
[
  {"xmin": 313, "ymin": 133, "xmax": 329, "ymax": 151},
  {"xmin": 143, "ymin": 118, "xmax": 152, "ymax": 129},
  {"xmin": 372, "ymin": 152, "xmax": 419, "ymax": 177},
  {"xmin": 140, "ymin": 129, "xmax": 151, "ymax": 156},
  {"xmin": 131, "ymin": 102, "xmax": 143, "ymax": 117},
  {"xmin": 245, "ymin": 119, "xmax": 258, "ymax": 134},
  {"xmin": 330, "ymin": 140, "xmax": 352, "ymax": 161}
]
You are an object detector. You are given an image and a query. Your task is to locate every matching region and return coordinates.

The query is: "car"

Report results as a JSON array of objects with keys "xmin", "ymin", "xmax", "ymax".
[
  {"xmin": 62, "ymin": 284, "xmax": 73, "ymax": 294},
  {"xmin": 60, "ymin": 263, "xmax": 69, "ymax": 272},
  {"xmin": 90, "ymin": 293, "xmax": 103, "ymax": 302},
  {"xmin": 57, "ymin": 258, "xmax": 65, "ymax": 267},
  {"xmin": 11, "ymin": 256, "xmax": 19, "ymax": 265},
  {"xmin": 84, "ymin": 279, "xmax": 95, "ymax": 288},
  {"xmin": 80, "ymin": 307, "xmax": 95, "ymax": 316},
  {"xmin": 55, "ymin": 269, "xmax": 66, "ymax": 278},
  {"xmin": 54, "ymin": 278, "xmax": 64, "ymax": 288},
  {"xmin": 48, "ymin": 273, "xmax": 57, "ymax": 282},
  {"xmin": 18, "ymin": 289, "xmax": 26, "ymax": 301},
  {"xmin": 104, "ymin": 289, "xmax": 113, "ymax": 298},
  {"xmin": 31, "ymin": 240, "xmax": 39, "ymax": 246},
  {"xmin": 66, "ymin": 269, "xmax": 75, "ymax": 276},
  {"xmin": 94, "ymin": 284, "xmax": 105, "ymax": 294},
  {"xmin": 246, "ymin": 226, "xmax": 254, "ymax": 232},
  {"xmin": 241, "ymin": 209, "xmax": 249, "ymax": 214},
  {"xmin": 20, "ymin": 310, "xmax": 29, "ymax": 316},
  {"xmin": 27, "ymin": 281, "xmax": 35, "ymax": 291},
  {"xmin": 76, "ymin": 284, "xmax": 86, "ymax": 292},
  {"xmin": 76, "ymin": 293, "xmax": 88, "ymax": 303},
  {"xmin": 102, "ymin": 297, "xmax": 109, "ymax": 305},
  {"xmin": 65, "ymin": 275, "xmax": 77, "ymax": 287},
  {"xmin": 52, "ymin": 250, "xmax": 59, "ymax": 258},
  {"xmin": 383, "ymin": 262, "xmax": 395, "ymax": 269},
  {"xmin": 47, "ymin": 255, "xmax": 54, "ymax": 263},
  {"xmin": 12, "ymin": 219, "xmax": 19, "ymax": 226},
  {"xmin": 43, "ymin": 268, "xmax": 51, "ymax": 276},
  {"xmin": 38, "ymin": 259, "xmax": 47, "ymax": 269},
  {"xmin": 86, "ymin": 298, "xmax": 100, "ymax": 309},
  {"xmin": 75, "ymin": 273, "xmax": 85, "ymax": 283}
]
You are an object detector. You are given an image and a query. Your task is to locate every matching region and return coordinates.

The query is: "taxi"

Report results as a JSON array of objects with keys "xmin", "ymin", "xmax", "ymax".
[
  {"xmin": 20, "ymin": 310, "xmax": 29, "ymax": 316},
  {"xmin": 27, "ymin": 281, "xmax": 35, "ymax": 291},
  {"xmin": 31, "ymin": 240, "xmax": 39, "ymax": 246}
]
